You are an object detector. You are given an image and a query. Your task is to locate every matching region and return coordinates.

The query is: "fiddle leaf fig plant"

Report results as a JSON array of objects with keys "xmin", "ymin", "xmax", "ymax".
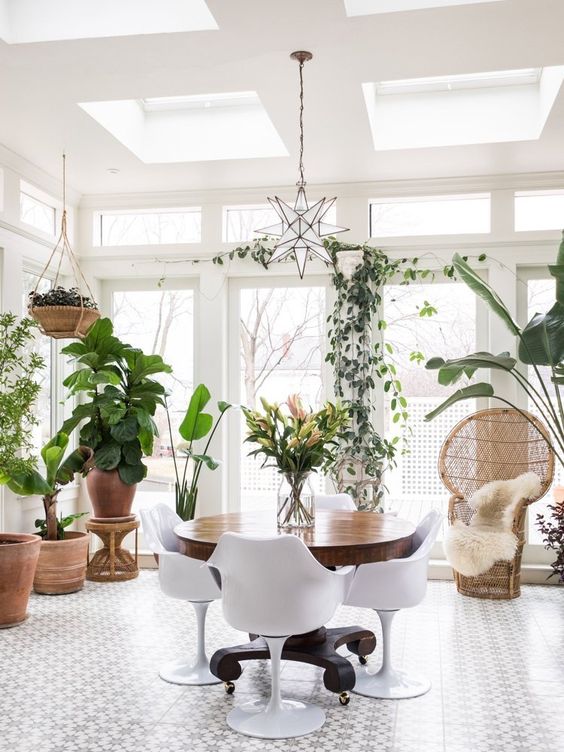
[{"xmin": 61, "ymin": 318, "xmax": 172, "ymax": 485}]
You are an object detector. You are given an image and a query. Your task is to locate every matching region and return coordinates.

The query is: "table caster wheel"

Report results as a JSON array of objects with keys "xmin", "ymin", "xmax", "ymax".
[
  {"xmin": 224, "ymin": 681, "xmax": 235, "ymax": 695},
  {"xmin": 339, "ymin": 692, "xmax": 350, "ymax": 706},
  {"xmin": 359, "ymin": 655, "xmax": 368, "ymax": 665}
]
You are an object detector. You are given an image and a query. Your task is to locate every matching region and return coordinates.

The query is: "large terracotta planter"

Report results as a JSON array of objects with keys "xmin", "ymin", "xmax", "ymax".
[
  {"xmin": 0, "ymin": 533, "xmax": 41, "ymax": 627},
  {"xmin": 33, "ymin": 531, "xmax": 89, "ymax": 595},
  {"xmin": 86, "ymin": 468, "xmax": 137, "ymax": 518}
]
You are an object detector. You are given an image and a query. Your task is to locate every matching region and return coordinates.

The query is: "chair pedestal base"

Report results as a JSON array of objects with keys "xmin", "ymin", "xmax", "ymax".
[
  {"xmin": 352, "ymin": 666, "xmax": 431, "ymax": 699},
  {"xmin": 227, "ymin": 699, "xmax": 325, "ymax": 739},
  {"xmin": 159, "ymin": 657, "xmax": 222, "ymax": 686}
]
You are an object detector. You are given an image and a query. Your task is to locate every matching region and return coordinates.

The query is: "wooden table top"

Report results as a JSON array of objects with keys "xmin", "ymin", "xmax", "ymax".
[{"xmin": 175, "ymin": 510, "xmax": 416, "ymax": 566}]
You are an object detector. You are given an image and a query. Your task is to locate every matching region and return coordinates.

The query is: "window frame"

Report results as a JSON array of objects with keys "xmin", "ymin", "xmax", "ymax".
[
  {"xmin": 94, "ymin": 207, "xmax": 202, "ymax": 247},
  {"xmin": 368, "ymin": 192, "xmax": 492, "ymax": 239},
  {"xmin": 227, "ymin": 274, "xmax": 334, "ymax": 512},
  {"xmin": 100, "ymin": 276, "xmax": 198, "ymax": 489}
]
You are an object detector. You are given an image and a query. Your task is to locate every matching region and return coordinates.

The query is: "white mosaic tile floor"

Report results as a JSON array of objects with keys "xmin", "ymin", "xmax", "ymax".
[{"xmin": 1, "ymin": 572, "xmax": 562, "ymax": 752}]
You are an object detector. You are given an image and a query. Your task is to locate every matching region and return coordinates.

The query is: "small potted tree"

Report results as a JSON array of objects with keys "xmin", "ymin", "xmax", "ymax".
[
  {"xmin": 61, "ymin": 318, "xmax": 171, "ymax": 517},
  {"xmin": 7, "ymin": 432, "xmax": 93, "ymax": 594},
  {"xmin": 0, "ymin": 314, "xmax": 45, "ymax": 627}
]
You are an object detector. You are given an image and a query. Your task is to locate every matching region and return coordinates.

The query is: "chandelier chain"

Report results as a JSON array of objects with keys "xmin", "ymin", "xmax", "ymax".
[{"xmin": 298, "ymin": 59, "xmax": 305, "ymax": 186}]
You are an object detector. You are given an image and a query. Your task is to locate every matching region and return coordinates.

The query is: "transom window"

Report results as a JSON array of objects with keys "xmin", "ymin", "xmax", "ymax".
[
  {"xmin": 369, "ymin": 194, "xmax": 490, "ymax": 237},
  {"xmin": 96, "ymin": 208, "xmax": 201, "ymax": 246}
]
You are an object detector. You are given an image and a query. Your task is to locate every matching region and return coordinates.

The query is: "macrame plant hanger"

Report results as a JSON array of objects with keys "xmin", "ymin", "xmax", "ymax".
[{"xmin": 28, "ymin": 153, "xmax": 100, "ymax": 339}]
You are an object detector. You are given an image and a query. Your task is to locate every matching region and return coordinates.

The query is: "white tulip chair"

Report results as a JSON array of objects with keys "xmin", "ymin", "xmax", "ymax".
[
  {"xmin": 207, "ymin": 532, "xmax": 355, "ymax": 739},
  {"xmin": 315, "ymin": 493, "xmax": 356, "ymax": 511},
  {"xmin": 140, "ymin": 504, "xmax": 221, "ymax": 686},
  {"xmin": 345, "ymin": 510, "xmax": 442, "ymax": 699}
]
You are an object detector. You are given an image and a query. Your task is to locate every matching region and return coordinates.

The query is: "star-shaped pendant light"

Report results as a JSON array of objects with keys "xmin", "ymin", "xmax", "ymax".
[{"xmin": 256, "ymin": 51, "xmax": 348, "ymax": 279}]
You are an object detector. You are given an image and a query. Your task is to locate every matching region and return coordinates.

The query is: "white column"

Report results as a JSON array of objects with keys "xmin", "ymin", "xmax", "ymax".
[{"xmin": 195, "ymin": 264, "xmax": 229, "ymax": 516}]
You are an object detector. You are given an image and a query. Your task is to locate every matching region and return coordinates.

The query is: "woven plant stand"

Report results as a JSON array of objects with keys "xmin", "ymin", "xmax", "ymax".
[
  {"xmin": 439, "ymin": 408, "xmax": 554, "ymax": 600},
  {"xmin": 86, "ymin": 519, "xmax": 139, "ymax": 583}
]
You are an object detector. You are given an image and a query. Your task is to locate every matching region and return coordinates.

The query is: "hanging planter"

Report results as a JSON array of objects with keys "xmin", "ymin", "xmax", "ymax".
[{"xmin": 28, "ymin": 154, "xmax": 100, "ymax": 340}]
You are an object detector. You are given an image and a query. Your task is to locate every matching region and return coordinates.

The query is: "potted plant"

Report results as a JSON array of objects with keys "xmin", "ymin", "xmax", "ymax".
[
  {"xmin": 425, "ymin": 233, "xmax": 564, "ymax": 577},
  {"xmin": 166, "ymin": 384, "xmax": 233, "ymax": 521},
  {"xmin": 28, "ymin": 285, "xmax": 100, "ymax": 340},
  {"xmin": 6, "ymin": 432, "xmax": 92, "ymax": 594},
  {"xmin": 242, "ymin": 394, "xmax": 349, "ymax": 529},
  {"xmin": 0, "ymin": 314, "xmax": 45, "ymax": 627},
  {"xmin": 61, "ymin": 318, "xmax": 171, "ymax": 518}
]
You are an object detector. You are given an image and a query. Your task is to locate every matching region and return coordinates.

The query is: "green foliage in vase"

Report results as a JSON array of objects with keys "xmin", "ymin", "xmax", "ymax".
[
  {"xmin": 6, "ymin": 431, "xmax": 92, "ymax": 540},
  {"xmin": 242, "ymin": 394, "xmax": 349, "ymax": 474},
  {"xmin": 60, "ymin": 318, "xmax": 171, "ymax": 486},
  {"xmin": 167, "ymin": 383, "xmax": 233, "ymax": 521},
  {"xmin": 0, "ymin": 314, "xmax": 45, "ymax": 484}
]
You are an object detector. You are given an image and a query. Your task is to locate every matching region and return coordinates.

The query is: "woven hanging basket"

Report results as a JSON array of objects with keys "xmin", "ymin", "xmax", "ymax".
[
  {"xmin": 28, "ymin": 154, "xmax": 100, "ymax": 341},
  {"xmin": 28, "ymin": 305, "xmax": 100, "ymax": 340}
]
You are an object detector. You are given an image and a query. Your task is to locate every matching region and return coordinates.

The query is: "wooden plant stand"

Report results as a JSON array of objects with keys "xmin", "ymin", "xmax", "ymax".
[{"xmin": 86, "ymin": 518, "xmax": 139, "ymax": 582}]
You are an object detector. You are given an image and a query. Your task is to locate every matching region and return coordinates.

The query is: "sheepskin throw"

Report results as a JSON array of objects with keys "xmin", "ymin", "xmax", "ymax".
[{"xmin": 444, "ymin": 472, "xmax": 542, "ymax": 577}]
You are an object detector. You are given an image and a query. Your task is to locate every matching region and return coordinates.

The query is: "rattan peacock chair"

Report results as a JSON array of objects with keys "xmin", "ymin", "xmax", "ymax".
[{"xmin": 439, "ymin": 408, "xmax": 554, "ymax": 599}]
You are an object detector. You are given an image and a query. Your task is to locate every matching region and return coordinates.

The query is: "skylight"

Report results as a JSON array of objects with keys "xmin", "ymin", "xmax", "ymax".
[
  {"xmin": 79, "ymin": 92, "xmax": 288, "ymax": 164},
  {"xmin": 344, "ymin": 0, "xmax": 502, "ymax": 15},
  {"xmin": 362, "ymin": 65, "xmax": 564, "ymax": 151},
  {"xmin": 0, "ymin": 0, "xmax": 217, "ymax": 44}
]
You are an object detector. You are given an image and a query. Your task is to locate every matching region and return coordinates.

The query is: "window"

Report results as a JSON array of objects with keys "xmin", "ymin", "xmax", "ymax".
[
  {"xmin": 22, "ymin": 272, "xmax": 53, "ymax": 457},
  {"xmin": 524, "ymin": 277, "xmax": 563, "ymax": 545},
  {"xmin": 384, "ymin": 282, "xmax": 477, "ymax": 534},
  {"xmin": 515, "ymin": 190, "xmax": 564, "ymax": 232},
  {"xmin": 20, "ymin": 183, "xmax": 56, "ymax": 236},
  {"xmin": 97, "ymin": 209, "xmax": 201, "ymax": 246},
  {"xmin": 369, "ymin": 194, "xmax": 490, "ymax": 237},
  {"xmin": 224, "ymin": 202, "xmax": 338, "ymax": 243},
  {"xmin": 233, "ymin": 282, "xmax": 327, "ymax": 511},
  {"xmin": 109, "ymin": 286, "xmax": 194, "ymax": 487}
]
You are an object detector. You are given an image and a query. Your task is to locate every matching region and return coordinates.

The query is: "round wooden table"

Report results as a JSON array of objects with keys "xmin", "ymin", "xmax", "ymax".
[
  {"xmin": 175, "ymin": 510, "xmax": 416, "ymax": 702},
  {"xmin": 175, "ymin": 509, "xmax": 415, "ymax": 566}
]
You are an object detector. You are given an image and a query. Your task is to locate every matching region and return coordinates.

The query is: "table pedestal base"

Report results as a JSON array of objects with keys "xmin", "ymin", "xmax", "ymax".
[{"xmin": 210, "ymin": 626, "xmax": 376, "ymax": 696}]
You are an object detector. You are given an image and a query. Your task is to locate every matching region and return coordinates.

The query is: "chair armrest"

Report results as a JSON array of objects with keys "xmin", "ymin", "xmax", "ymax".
[{"xmin": 449, "ymin": 495, "xmax": 474, "ymax": 526}]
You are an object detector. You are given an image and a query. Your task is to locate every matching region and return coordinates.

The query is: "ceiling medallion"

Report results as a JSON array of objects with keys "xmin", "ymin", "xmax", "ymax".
[{"xmin": 256, "ymin": 51, "xmax": 348, "ymax": 279}]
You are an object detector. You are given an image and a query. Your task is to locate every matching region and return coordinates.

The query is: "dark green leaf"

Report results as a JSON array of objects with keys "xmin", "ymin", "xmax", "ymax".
[
  {"xmin": 110, "ymin": 416, "xmax": 138, "ymax": 444},
  {"xmin": 94, "ymin": 442, "xmax": 122, "ymax": 470},
  {"xmin": 118, "ymin": 461, "xmax": 146, "ymax": 485}
]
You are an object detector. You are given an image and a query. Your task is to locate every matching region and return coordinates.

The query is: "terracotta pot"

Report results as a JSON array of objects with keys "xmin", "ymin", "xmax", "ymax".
[
  {"xmin": 0, "ymin": 533, "xmax": 41, "ymax": 628},
  {"xmin": 86, "ymin": 468, "xmax": 137, "ymax": 518},
  {"xmin": 33, "ymin": 531, "xmax": 89, "ymax": 595}
]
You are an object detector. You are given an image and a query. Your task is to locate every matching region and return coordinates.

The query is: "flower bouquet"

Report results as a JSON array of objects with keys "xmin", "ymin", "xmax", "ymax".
[{"xmin": 242, "ymin": 395, "xmax": 349, "ymax": 529}]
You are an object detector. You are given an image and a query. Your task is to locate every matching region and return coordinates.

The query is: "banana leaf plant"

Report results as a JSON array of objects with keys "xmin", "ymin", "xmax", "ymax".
[
  {"xmin": 424, "ymin": 233, "xmax": 564, "ymax": 470},
  {"xmin": 6, "ymin": 432, "xmax": 92, "ymax": 540},
  {"xmin": 61, "ymin": 318, "xmax": 171, "ymax": 485},
  {"xmin": 166, "ymin": 383, "xmax": 232, "ymax": 521}
]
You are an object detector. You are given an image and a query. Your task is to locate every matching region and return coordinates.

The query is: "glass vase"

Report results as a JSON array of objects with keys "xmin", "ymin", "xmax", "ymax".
[{"xmin": 277, "ymin": 471, "xmax": 315, "ymax": 530}]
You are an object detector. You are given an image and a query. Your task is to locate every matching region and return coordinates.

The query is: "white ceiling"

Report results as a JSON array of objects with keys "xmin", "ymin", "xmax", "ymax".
[{"xmin": 0, "ymin": 0, "xmax": 563, "ymax": 196}]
